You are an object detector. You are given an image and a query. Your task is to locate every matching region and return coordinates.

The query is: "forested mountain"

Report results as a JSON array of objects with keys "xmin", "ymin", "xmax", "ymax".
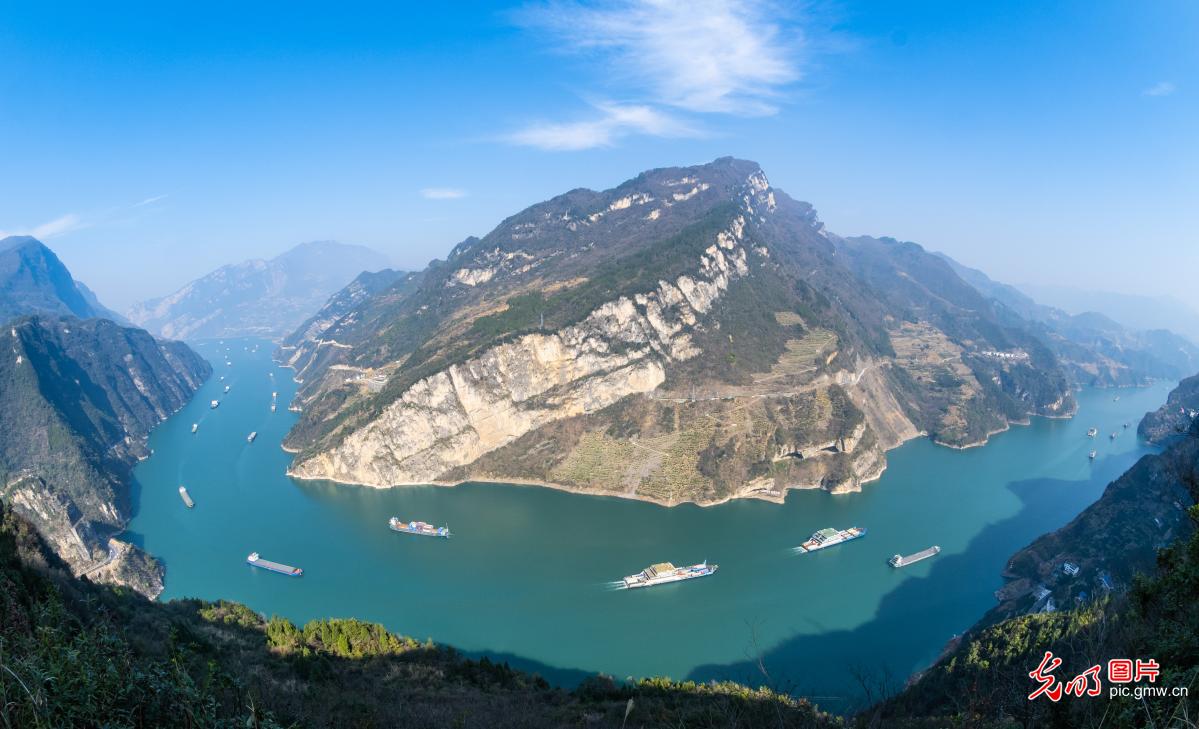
[
  {"xmin": 0, "ymin": 316, "xmax": 209, "ymax": 595},
  {"xmin": 278, "ymin": 158, "xmax": 1076, "ymax": 504},
  {"xmin": 0, "ymin": 235, "xmax": 119, "ymax": 321}
]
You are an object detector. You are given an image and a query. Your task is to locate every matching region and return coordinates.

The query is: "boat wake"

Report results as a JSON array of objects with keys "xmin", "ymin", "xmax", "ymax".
[{"xmin": 603, "ymin": 581, "xmax": 628, "ymax": 591}]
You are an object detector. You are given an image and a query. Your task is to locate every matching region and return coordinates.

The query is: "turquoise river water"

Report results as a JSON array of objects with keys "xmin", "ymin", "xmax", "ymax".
[{"xmin": 128, "ymin": 339, "xmax": 1172, "ymax": 710}]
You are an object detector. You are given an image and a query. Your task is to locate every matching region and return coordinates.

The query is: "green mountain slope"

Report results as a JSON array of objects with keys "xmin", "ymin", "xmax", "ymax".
[
  {"xmin": 0, "ymin": 236, "xmax": 116, "ymax": 321},
  {"xmin": 0, "ymin": 315, "xmax": 209, "ymax": 595}
]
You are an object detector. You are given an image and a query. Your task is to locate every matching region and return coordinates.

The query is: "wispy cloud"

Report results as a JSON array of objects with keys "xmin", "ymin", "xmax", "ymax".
[
  {"xmin": 509, "ymin": 0, "xmax": 803, "ymax": 150},
  {"xmin": 504, "ymin": 102, "xmax": 699, "ymax": 150},
  {"xmin": 0, "ymin": 213, "xmax": 88, "ymax": 240},
  {"xmin": 1143, "ymin": 81, "xmax": 1176, "ymax": 97},
  {"xmin": 132, "ymin": 194, "xmax": 169, "ymax": 208},
  {"xmin": 1, "ymin": 194, "xmax": 169, "ymax": 241},
  {"xmin": 420, "ymin": 187, "xmax": 469, "ymax": 200}
]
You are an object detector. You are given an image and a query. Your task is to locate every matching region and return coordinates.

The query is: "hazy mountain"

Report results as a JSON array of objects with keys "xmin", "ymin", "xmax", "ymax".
[
  {"xmin": 279, "ymin": 158, "xmax": 1075, "ymax": 505},
  {"xmin": 0, "ymin": 235, "xmax": 119, "ymax": 321},
  {"xmin": 127, "ymin": 241, "xmax": 391, "ymax": 341},
  {"xmin": 938, "ymin": 253, "xmax": 1199, "ymax": 385},
  {"xmin": 0, "ymin": 315, "xmax": 210, "ymax": 595},
  {"xmin": 1017, "ymin": 283, "xmax": 1199, "ymax": 345}
]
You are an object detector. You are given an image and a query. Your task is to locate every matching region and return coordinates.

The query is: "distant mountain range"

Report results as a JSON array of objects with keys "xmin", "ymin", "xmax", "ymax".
[
  {"xmin": 0, "ymin": 235, "xmax": 124, "ymax": 321},
  {"xmin": 127, "ymin": 241, "xmax": 390, "ymax": 340},
  {"xmin": 938, "ymin": 253, "xmax": 1199, "ymax": 385},
  {"xmin": 1017, "ymin": 283, "xmax": 1199, "ymax": 345}
]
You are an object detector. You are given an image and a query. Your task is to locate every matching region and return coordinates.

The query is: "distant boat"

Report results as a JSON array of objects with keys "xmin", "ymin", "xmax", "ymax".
[
  {"xmin": 272, "ymin": 391, "xmax": 278, "ymax": 400},
  {"xmin": 1110, "ymin": 432, "xmax": 1118, "ymax": 440},
  {"xmin": 270, "ymin": 403, "xmax": 277, "ymax": 413},
  {"xmin": 191, "ymin": 423, "xmax": 198, "ymax": 433},
  {"xmin": 1114, "ymin": 395, "xmax": 1120, "ymax": 401},
  {"xmin": 389, "ymin": 517, "xmax": 450, "ymax": 538},
  {"xmin": 1086, "ymin": 427, "xmax": 1098, "ymax": 438},
  {"xmin": 210, "ymin": 400, "xmax": 220, "ymax": 409},
  {"xmin": 1089, "ymin": 450, "xmax": 1097, "ymax": 460},
  {"xmin": 1123, "ymin": 422, "xmax": 1130, "ymax": 429},
  {"xmin": 247, "ymin": 431, "xmax": 257, "ymax": 443},
  {"xmin": 178, "ymin": 485, "xmax": 194, "ymax": 508},
  {"xmin": 224, "ymin": 385, "xmax": 230, "ymax": 393},
  {"xmin": 622, "ymin": 561, "xmax": 716, "ymax": 589},
  {"xmin": 889, "ymin": 545, "xmax": 940, "ymax": 568},
  {"xmin": 219, "ymin": 375, "xmax": 224, "ymax": 381},
  {"xmin": 246, "ymin": 552, "xmax": 302, "ymax": 576}
]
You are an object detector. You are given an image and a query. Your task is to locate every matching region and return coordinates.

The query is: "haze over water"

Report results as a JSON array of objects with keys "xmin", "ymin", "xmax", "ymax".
[{"xmin": 128, "ymin": 339, "xmax": 1171, "ymax": 710}]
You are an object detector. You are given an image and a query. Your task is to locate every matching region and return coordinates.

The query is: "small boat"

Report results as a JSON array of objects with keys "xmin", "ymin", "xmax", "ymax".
[
  {"xmin": 191, "ymin": 423, "xmax": 198, "ymax": 433},
  {"xmin": 389, "ymin": 517, "xmax": 450, "ymax": 538},
  {"xmin": 1086, "ymin": 427, "xmax": 1098, "ymax": 438},
  {"xmin": 272, "ymin": 391, "xmax": 278, "ymax": 400},
  {"xmin": 1089, "ymin": 450, "xmax": 1097, "ymax": 460},
  {"xmin": 219, "ymin": 375, "xmax": 225, "ymax": 381},
  {"xmin": 1110, "ymin": 432, "xmax": 1118, "ymax": 440},
  {"xmin": 224, "ymin": 385, "xmax": 231, "ymax": 393},
  {"xmin": 1123, "ymin": 422, "xmax": 1130, "ymax": 429},
  {"xmin": 210, "ymin": 400, "xmax": 220, "ymax": 409},
  {"xmin": 247, "ymin": 431, "xmax": 257, "ymax": 443},
  {"xmin": 178, "ymin": 485, "xmax": 194, "ymax": 508},
  {"xmin": 246, "ymin": 552, "xmax": 302, "ymax": 576},
  {"xmin": 270, "ymin": 403, "xmax": 277, "ymax": 413}
]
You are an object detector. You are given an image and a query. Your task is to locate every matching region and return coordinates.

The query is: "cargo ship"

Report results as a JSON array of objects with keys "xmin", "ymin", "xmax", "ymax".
[
  {"xmin": 246, "ymin": 552, "xmax": 302, "ymax": 576},
  {"xmin": 191, "ymin": 423, "xmax": 198, "ymax": 433},
  {"xmin": 622, "ymin": 561, "xmax": 716, "ymax": 589},
  {"xmin": 388, "ymin": 517, "xmax": 451, "ymax": 538},
  {"xmin": 210, "ymin": 400, "xmax": 219, "ymax": 409},
  {"xmin": 246, "ymin": 431, "xmax": 257, "ymax": 443},
  {"xmin": 795, "ymin": 526, "xmax": 866, "ymax": 553},
  {"xmin": 889, "ymin": 545, "xmax": 941, "ymax": 568},
  {"xmin": 270, "ymin": 403, "xmax": 277, "ymax": 413},
  {"xmin": 178, "ymin": 485, "xmax": 194, "ymax": 508}
]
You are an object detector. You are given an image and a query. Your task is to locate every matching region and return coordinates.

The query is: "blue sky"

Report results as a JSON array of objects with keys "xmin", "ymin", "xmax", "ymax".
[{"xmin": 1, "ymin": 1, "xmax": 1196, "ymax": 311}]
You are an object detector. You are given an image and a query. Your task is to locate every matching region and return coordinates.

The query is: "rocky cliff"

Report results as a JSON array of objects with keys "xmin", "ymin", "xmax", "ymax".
[
  {"xmin": 281, "ymin": 158, "xmax": 1075, "ymax": 505},
  {"xmin": 0, "ymin": 315, "xmax": 210, "ymax": 595},
  {"xmin": 1140, "ymin": 372, "xmax": 1199, "ymax": 443}
]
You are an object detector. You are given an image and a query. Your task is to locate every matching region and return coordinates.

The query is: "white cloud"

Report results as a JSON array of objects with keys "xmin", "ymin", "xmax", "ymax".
[
  {"xmin": 527, "ymin": 0, "xmax": 799, "ymax": 113},
  {"xmin": 420, "ymin": 187, "xmax": 468, "ymax": 200},
  {"xmin": 505, "ymin": 102, "xmax": 698, "ymax": 150},
  {"xmin": 0, "ymin": 213, "xmax": 88, "ymax": 240},
  {"xmin": 1143, "ymin": 81, "xmax": 1176, "ymax": 97},
  {"xmin": 509, "ymin": 0, "xmax": 802, "ymax": 150}
]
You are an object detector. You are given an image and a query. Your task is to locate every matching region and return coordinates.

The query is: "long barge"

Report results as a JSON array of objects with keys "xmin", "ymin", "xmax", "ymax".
[
  {"xmin": 178, "ymin": 485, "xmax": 194, "ymax": 508},
  {"xmin": 246, "ymin": 552, "xmax": 303, "ymax": 576},
  {"xmin": 888, "ymin": 545, "xmax": 941, "ymax": 568}
]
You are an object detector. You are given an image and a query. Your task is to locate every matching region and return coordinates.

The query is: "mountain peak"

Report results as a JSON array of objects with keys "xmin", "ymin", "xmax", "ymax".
[{"xmin": 0, "ymin": 235, "xmax": 110, "ymax": 321}]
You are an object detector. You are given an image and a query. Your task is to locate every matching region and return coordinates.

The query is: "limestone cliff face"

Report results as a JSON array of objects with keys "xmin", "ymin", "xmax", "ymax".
[
  {"xmin": 282, "ymin": 158, "xmax": 1076, "ymax": 506},
  {"xmin": 290, "ymin": 216, "xmax": 751, "ymax": 486}
]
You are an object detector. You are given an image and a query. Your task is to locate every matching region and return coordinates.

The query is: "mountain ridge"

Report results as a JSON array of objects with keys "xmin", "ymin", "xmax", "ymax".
[
  {"xmin": 127, "ymin": 240, "xmax": 391, "ymax": 341},
  {"xmin": 278, "ymin": 158, "xmax": 1077, "ymax": 505}
]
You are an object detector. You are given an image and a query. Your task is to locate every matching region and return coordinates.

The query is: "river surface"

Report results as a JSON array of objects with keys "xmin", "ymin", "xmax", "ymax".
[{"xmin": 128, "ymin": 339, "xmax": 1171, "ymax": 710}]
